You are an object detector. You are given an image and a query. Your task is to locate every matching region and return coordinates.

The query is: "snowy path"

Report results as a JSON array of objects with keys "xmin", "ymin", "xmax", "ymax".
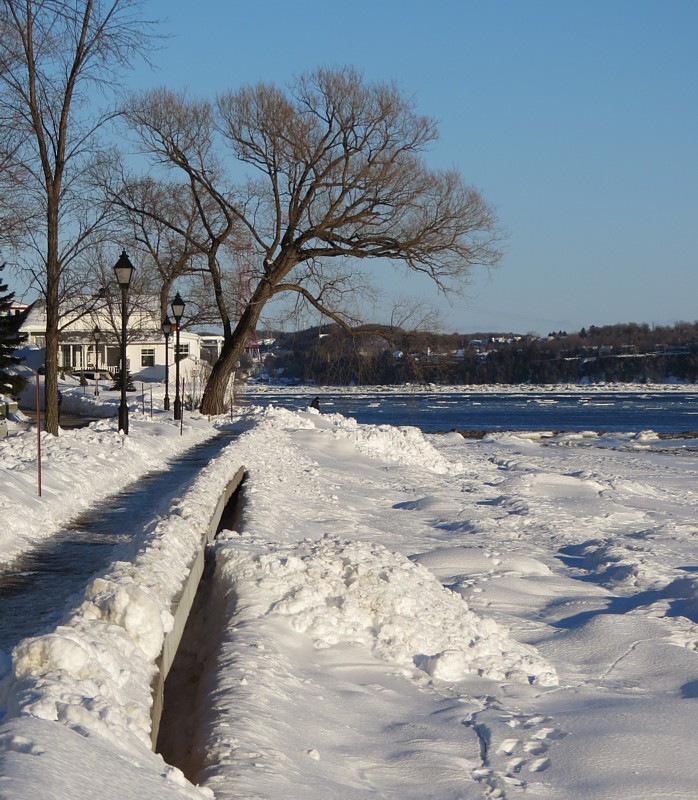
[
  {"xmin": 0, "ymin": 434, "xmax": 237, "ymax": 652},
  {"xmin": 0, "ymin": 431, "xmax": 237, "ymax": 653},
  {"xmin": 2, "ymin": 408, "xmax": 698, "ymax": 799}
]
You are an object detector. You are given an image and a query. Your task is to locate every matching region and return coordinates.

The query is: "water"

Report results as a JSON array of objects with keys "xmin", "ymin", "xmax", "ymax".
[
  {"xmin": 0, "ymin": 432, "xmax": 236, "ymax": 653},
  {"xmin": 240, "ymin": 388, "xmax": 698, "ymax": 435}
]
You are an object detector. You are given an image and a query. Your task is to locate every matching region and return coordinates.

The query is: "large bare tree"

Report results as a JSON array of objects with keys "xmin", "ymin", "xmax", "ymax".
[
  {"xmin": 0, "ymin": 0, "xmax": 154, "ymax": 434},
  {"xmin": 123, "ymin": 67, "xmax": 502, "ymax": 414}
]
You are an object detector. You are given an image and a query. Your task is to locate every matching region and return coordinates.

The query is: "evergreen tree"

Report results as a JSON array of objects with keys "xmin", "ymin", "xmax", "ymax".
[
  {"xmin": 110, "ymin": 366, "xmax": 136, "ymax": 392},
  {"xmin": 0, "ymin": 264, "xmax": 26, "ymax": 397}
]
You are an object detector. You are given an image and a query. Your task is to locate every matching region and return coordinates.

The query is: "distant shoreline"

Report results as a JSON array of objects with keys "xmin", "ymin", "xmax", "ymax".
[{"xmin": 240, "ymin": 383, "xmax": 698, "ymax": 395}]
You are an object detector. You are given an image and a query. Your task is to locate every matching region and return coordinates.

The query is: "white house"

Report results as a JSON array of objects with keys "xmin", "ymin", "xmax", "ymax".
[{"xmin": 19, "ymin": 299, "xmax": 206, "ymax": 380}]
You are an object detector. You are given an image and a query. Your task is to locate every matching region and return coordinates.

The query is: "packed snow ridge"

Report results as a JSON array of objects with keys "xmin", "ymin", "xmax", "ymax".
[{"xmin": 221, "ymin": 535, "xmax": 556, "ymax": 686}]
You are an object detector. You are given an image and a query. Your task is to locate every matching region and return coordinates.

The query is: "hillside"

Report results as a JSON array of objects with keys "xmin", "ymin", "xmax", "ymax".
[{"xmin": 255, "ymin": 321, "xmax": 698, "ymax": 386}]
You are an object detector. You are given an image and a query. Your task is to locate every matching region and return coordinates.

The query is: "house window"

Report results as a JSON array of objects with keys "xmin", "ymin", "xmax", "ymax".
[
  {"xmin": 141, "ymin": 347, "xmax": 155, "ymax": 367},
  {"xmin": 60, "ymin": 345, "xmax": 72, "ymax": 370},
  {"xmin": 176, "ymin": 342, "xmax": 189, "ymax": 362}
]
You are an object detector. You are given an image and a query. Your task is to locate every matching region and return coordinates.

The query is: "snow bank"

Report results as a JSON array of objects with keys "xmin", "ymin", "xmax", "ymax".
[
  {"xmin": 328, "ymin": 417, "xmax": 463, "ymax": 474},
  {"xmin": 0, "ymin": 413, "xmax": 215, "ymax": 563},
  {"xmin": 255, "ymin": 404, "xmax": 463, "ymax": 474},
  {"xmin": 1, "ymin": 416, "xmax": 247, "ymax": 766},
  {"xmin": 217, "ymin": 534, "xmax": 557, "ymax": 686}
]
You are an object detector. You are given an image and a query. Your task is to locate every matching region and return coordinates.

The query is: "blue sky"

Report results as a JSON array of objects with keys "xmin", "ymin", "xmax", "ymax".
[{"xmin": 27, "ymin": 0, "xmax": 698, "ymax": 335}]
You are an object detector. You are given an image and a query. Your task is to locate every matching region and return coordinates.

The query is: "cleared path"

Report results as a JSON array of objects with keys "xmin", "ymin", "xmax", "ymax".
[{"xmin": 0, "ymin": 431, "xmax": 237, "ymax": 654}]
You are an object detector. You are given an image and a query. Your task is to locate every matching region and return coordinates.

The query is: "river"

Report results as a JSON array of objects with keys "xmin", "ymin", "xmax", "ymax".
[{"xmin": 238, "ymin": 386, "xmax": 698, "ymax": 436}]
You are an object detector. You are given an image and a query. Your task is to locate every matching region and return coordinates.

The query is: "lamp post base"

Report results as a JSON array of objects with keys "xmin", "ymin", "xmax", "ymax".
[{"xmin": 118, "ymin": 402, "xmax": 129, "ymax": 434}]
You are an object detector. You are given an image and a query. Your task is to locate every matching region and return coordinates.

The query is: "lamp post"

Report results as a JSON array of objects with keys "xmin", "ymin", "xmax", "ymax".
[
  {"xmin": 171, "ymin": 292, "xmax": 185, "ymax": 420},
  {"xmin": 93, "ymin": 326, "xmax": 101, "ymax": 396},
  {"xmin": 113, "ymin": 251, "xmax": 135, "ymax": 434},
  {"xmin": 161, "ymin": 315, "xmax": 172, "ymax": 411}
]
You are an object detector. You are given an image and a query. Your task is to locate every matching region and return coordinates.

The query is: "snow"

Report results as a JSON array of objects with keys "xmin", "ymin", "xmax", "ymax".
[{"xmin": 2, "ymin": 382, "xmax": 698, "ymax": 798}]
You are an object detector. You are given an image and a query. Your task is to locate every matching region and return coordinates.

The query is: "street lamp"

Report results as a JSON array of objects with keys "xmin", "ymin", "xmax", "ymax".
[
  {"xmin": 171, "ymin": 292, "xmax": 185, "ymax": 420},
  {"xmin": 113, "ymin": 251, "xmax": 135, "ymax": 434},
  {"xmin": 161, "ymin": 315, "xmax": 172, "ymax": 411},
  {"xmin": 93, "ymin": 326, "xmax": 101, "ymax": 396}
]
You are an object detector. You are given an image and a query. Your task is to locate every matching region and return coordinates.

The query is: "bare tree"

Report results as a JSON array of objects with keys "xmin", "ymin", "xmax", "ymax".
[
  {"xmin": 111, "ymin": 176, "xmax": 208, "ymax": 322},
  {"xmin": 0, "ymin": 0, "xmax": 155, "ymax": 434},
  {"xmin": 104, "ymin": 107, "xmax": 251, "ymax": 354},
  {"xmin": 123, "ymin": 67, "xmax": 502, "ymax": 414}
]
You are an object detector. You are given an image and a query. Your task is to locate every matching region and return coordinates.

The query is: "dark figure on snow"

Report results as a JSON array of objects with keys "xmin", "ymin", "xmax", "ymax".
[{"xmin": 310, "ymin": 396, "xmax": 320, "ymax": 411}]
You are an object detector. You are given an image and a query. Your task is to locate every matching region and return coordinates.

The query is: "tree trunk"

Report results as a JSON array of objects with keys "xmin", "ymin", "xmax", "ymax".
[
  {"xmin": 43, "ymin": 302, "xmax": 60, "ymax": 435},
  {"xmin": 199, "ymin": 281, "xmax": 272, "ymax": 415},
  {"xmin": 43, "ymin": 206, "xmax": 61, "ymax": 435}
]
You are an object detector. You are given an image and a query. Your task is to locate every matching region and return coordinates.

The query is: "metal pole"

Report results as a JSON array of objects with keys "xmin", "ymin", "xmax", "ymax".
[
  {"xmin": 94, "ymin": 340, "xmax": 100, "ymax": 396},
  {"xmin": 36, "ymin": 373, "xmax": 42, "ymax": 497},
  {"xmin": 174, "ymin": 324, "xmax": 181, "ymax": 420},
  {"xmin": 118, "ymin": 284, "xmax": 129, "ymax": 434},
  {"xmin": 163, "ymin": 332, "xmax": 170, "ymax": 411}
]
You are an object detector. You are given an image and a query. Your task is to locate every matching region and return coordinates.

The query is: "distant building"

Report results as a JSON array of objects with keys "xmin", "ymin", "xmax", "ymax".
[{"xmin": 19, "ymin": 299, "xmax": 205, "ymax": 378}]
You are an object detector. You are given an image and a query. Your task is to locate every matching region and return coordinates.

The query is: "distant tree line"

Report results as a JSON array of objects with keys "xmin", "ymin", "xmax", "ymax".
[{"xmin": 260, "ymin": 322, "xmax": 698, "ymax": 385}]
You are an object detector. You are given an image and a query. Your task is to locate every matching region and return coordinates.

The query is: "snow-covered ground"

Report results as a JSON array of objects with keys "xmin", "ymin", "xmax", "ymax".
[{"xmin": 1, "ymin": 381, "xmax": 698, "ymax": 799}]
